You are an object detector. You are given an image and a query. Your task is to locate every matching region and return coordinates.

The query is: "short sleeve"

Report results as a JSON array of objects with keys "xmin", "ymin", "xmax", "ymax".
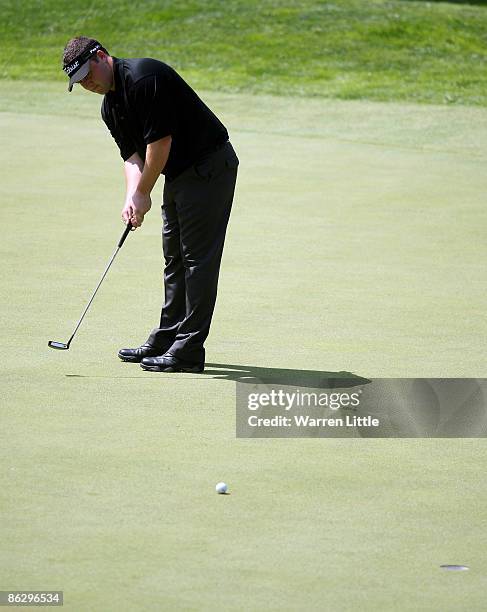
[
  {"xmin": 132, "ymin": 74, "xmax": 175, "ymax": 145},
  {"xmin": 101, "ymin": 98, "xmax": 136, "ymax": 161}
]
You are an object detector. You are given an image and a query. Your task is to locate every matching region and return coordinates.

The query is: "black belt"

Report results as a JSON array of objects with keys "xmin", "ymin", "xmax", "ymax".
[
  {"xmin": 166, "ymin": 140, "xmax": 230, "ymax": 182},
  {"xmin": 202, "ymin": 139, "xmax": 229, "ymax": 157}
]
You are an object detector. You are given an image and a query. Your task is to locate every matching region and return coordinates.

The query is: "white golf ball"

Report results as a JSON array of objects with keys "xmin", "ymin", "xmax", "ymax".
[{"xmin": 216, "ymin": 482, "xmax": 228, "ymax": 494}]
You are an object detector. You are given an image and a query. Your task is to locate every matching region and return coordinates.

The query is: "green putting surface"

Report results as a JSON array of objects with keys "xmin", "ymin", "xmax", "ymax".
[{"xmin": 1, "ymin": 82, "xmax": 487, "ymax": 610}]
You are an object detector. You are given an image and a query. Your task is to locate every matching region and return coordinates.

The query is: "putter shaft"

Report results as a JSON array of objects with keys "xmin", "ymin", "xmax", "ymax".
[{"xmin": 48, "ymin": 222, "xmax": 133, "ymax": 350}]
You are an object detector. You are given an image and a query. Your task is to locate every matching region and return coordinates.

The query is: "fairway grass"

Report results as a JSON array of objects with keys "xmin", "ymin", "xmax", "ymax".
[
  {"xmin": 1, "ymin": 82, "xmax": 487, "ymax": 610},
  {"xmin": 1, "ymin": 0, "xmax": 487, "ymax": 105}
]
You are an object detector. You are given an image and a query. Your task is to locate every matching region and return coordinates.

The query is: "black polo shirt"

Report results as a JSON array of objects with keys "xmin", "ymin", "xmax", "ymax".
[{"xmin": 101, "ymin": 57, "xmax": 229, "ymax": 181}]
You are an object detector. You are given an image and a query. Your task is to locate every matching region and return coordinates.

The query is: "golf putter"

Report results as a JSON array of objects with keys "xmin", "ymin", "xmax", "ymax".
[{"xmin": 48, "ymin": 222, "xmax": 134, "ymax": 351}]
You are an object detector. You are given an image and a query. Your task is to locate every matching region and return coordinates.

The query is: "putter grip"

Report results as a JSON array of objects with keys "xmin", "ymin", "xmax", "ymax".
[{"xmin": 118, "ymin": 222, "xmax": 133, "ymax": 248}]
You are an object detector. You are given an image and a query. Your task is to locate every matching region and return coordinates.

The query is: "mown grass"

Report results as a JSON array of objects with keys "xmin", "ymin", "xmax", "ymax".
[{"xmin": 0, "ymin": 0, "xmax": 486, "ymax": 105}]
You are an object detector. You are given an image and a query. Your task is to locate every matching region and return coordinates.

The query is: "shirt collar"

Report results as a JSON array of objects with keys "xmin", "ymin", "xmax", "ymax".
[{"xmin": 106, "ymin": 57, "xmax": 123, "ymax": 98}]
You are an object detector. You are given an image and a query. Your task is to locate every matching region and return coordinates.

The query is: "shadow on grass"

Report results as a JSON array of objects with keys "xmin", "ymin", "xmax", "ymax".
[
  {"xmin": 203, "ymin": 363, "xmax": 370, "ymax": 389},
  {"xmin": 66, "ymin": 364, "xmax": 370, "ymax": 387}
]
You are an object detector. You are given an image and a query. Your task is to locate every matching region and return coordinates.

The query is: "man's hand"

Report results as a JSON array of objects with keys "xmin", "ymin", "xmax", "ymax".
[
  {"xmin": 122, "ymin": 190, "xmax": 152, "ymax": 228},
  {"xmin": 121, "ymin": 137, "xmax": 171, "ymax": 229}
]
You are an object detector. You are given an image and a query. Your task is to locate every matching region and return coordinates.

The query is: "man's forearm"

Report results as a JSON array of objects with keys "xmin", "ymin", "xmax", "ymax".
[
  {"xmin": 137, "ymin": 135, "xmax": 172, "ymax": 195},
  {"xmin": 121, "ymin": 136, "xmax": 172, "ymax": 228},
  {"xmin": 124, "ymin": 153, "xmax": 144, "ymax": 194}
]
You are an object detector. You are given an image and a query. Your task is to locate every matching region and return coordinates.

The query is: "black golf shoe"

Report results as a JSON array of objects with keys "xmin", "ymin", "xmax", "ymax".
[
  {"xmin": 140, "ymin": 353, "xmax": 204, "ymax": 373},
  {"xmin": 118, "ymin": 343, "xmax": 165, "ymax": 363}
]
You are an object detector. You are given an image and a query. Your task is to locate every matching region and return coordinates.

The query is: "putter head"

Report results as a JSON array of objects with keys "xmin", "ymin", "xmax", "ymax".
[{"xmin": 48, "ymin": 341, "xmax": 70, "ymax": 350}]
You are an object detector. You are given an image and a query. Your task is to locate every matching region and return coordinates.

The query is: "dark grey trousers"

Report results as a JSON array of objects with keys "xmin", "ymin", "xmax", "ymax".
[{"xmin": 146, "ymin": 141, "xmax": 239, "ymax": 364}]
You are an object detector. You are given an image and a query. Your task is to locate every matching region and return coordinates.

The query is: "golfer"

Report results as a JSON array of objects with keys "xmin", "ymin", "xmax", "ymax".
[{"xmin": 62, "ymin": 37, "xmax": 239, "ymax": 373}]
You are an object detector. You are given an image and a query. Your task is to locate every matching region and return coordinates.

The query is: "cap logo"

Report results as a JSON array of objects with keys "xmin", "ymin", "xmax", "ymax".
[
  {"xmin": 63, "ymin": 43, "xmax": 102, "ymax": 78},
  {"xmin": 65, "ymin": 60, "xmax": 79, "ymax": 75}
]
